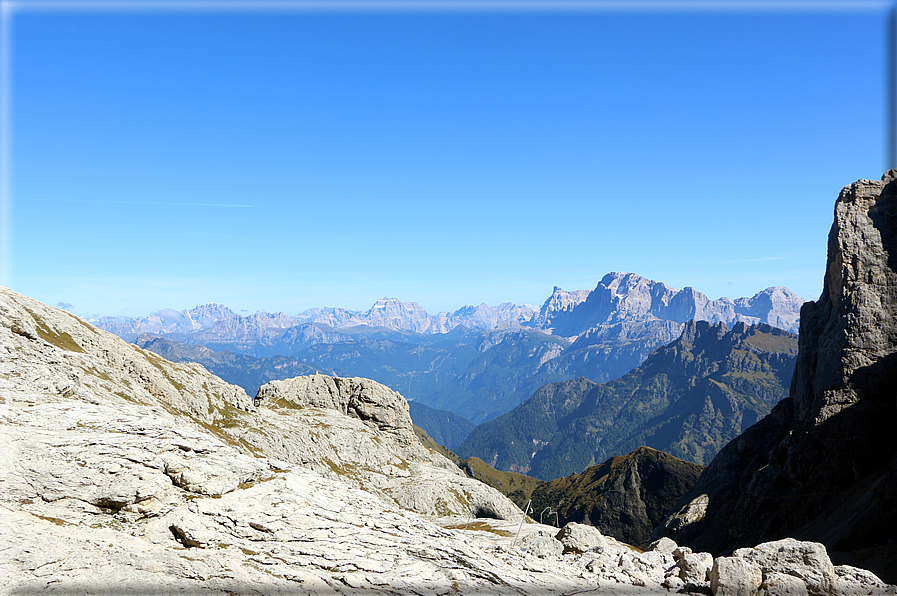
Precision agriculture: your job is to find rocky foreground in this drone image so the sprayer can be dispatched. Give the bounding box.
[2,288,894,595]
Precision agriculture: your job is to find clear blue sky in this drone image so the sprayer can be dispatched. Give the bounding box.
[2,1,892,317]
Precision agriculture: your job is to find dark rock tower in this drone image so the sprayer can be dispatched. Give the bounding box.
[654,171,897,578]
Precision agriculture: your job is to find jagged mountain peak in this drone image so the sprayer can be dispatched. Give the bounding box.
[544,272,803,336]
[184,302,235,318]
[531,286,591,328]
[367,296,426,314]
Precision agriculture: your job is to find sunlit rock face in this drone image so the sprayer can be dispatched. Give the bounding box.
[655,170,897,583]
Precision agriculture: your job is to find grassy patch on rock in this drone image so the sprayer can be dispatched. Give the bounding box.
[23,307,85,353]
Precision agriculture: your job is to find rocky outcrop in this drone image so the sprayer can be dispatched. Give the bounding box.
[0,287,518,522]
[531,447,705,547]
[244,373,522,520]
[655,170,897,583]
[256,374,414,436]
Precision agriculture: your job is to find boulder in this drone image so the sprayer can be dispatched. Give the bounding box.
[678,551,714,585]
[555,522,608,554]
[733,539,835,596]
[648,536,678,554]
[834,565,897,596]
[760,572,810,596]
[518,530,564,558]
[710,556,763,596]
[255,374,413,436]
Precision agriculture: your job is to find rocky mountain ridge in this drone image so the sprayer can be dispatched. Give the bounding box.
[654,170,897,583]
[531,447,705,548]
[547,273,802,337]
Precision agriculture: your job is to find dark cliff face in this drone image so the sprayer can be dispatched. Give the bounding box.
[654,170,897,578]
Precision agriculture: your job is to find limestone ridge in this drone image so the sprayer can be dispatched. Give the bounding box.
[655,171,897,580]
[0,287,519,522]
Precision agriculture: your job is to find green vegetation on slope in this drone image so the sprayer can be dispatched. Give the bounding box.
[457,457,545,511]
[408,401,475,450]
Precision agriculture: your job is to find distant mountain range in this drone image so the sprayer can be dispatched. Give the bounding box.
[456,321,798,478]
[98,272,805,425]
[91,272,804,341]
[89,297,541,341]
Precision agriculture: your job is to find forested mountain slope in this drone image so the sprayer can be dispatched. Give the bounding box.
[457,321,798,479]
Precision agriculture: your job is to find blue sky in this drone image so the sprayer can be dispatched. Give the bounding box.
[2,1,892,317]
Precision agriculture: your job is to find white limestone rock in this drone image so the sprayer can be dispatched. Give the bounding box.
[761,572,810,596]
[518,530,563,558]
[679,551,714,585]
[648,536,678,554]
[255,373,413,436]
[248,374,521,520]
[710,556,763,596]
[555,521,608,554]
[733,538,836,596]
[834,565,897,596]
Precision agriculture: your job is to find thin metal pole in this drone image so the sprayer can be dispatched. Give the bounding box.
[512,499,533,548]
